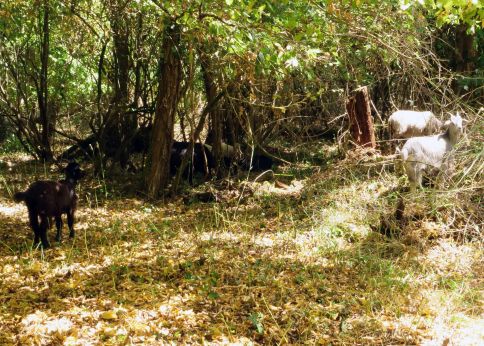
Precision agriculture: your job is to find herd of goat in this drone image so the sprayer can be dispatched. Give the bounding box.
[13,110,465,248]
[389,110,464,190]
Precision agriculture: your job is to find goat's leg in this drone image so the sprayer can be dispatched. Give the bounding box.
[67,210,75,238]
[28,210,41,245]
[408,166,421,192]
[404,162,418,191]
[415,165,423,190]
[55,216,63,242]
[409,180,417,192]
[39,215,50,248]
[437,159,453,190]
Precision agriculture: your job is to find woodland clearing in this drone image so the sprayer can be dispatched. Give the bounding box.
[1,141,482,345]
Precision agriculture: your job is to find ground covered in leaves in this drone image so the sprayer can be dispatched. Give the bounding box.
[0,149,482,345]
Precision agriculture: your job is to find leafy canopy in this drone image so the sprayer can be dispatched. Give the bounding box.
[400,0,483,32]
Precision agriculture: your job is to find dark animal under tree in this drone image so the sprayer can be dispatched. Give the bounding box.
[14,161,85,248]
[170,141,216,183]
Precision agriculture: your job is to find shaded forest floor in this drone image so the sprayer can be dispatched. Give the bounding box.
[0,146,482,345]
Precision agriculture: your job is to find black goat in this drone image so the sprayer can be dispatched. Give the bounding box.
[170,141,215,183]
[14,162,85,248]
[240,153,273,171]
[202,141,273,172]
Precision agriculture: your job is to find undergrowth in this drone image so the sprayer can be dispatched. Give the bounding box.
[0,127,482,345]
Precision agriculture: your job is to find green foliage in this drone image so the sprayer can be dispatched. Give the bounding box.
[0,134,24,153]
[401,0,483,32]
[0,0,448,119]
[1,0,479,162]
[248,312,264,334]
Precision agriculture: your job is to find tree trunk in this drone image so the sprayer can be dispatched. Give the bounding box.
[147,24,182,197]
[38,0,53,161]
[455,24,475,73]
[94,41,108,130]
[224,80,244,146]
[116,30,134,169]
[199,50,223,175]
[133,13,143,104]
[109,5,132,169]
[346,86,376,148]
[171,91,225,194]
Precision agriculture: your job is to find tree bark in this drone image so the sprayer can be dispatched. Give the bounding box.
[109,3,132,169]
[38,0,53,161]
[346,86,376,148]
[147,24,182,197]
[455,24,476,73]
[199,50,223,175]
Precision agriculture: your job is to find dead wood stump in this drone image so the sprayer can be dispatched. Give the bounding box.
[346,86,376,148]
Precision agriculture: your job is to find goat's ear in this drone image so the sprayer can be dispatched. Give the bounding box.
[452,113,462,122]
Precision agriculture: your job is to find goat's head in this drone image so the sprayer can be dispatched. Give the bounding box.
[64,161,85,182]
[443,113,464,142]
[444,113,463,129]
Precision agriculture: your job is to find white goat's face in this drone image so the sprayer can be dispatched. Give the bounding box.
[445,113,464,133]
[450,114,463,132]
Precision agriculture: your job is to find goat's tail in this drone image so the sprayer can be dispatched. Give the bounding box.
[13,191,27,202]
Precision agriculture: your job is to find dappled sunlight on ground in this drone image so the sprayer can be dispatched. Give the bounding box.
[252,179,305,197]
[422,297,484,346]
[0,203,24,217]
[0,154,482,345]
[420,240,478,275]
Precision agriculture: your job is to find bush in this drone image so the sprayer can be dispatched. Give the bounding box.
[0,133,24,154]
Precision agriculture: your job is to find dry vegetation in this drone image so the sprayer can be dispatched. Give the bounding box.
[1,130,482,346]
[1,1,482,343]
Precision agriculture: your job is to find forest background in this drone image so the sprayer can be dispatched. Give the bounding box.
[0,0,482,345]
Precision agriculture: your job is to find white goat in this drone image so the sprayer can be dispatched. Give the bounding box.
[389,110,442,139]
[398,113,463,190]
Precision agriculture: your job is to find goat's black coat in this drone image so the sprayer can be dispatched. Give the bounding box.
[58,125,152,163]
[240,153,273,171]
[14,162,85,248]
[170,141,215,182]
